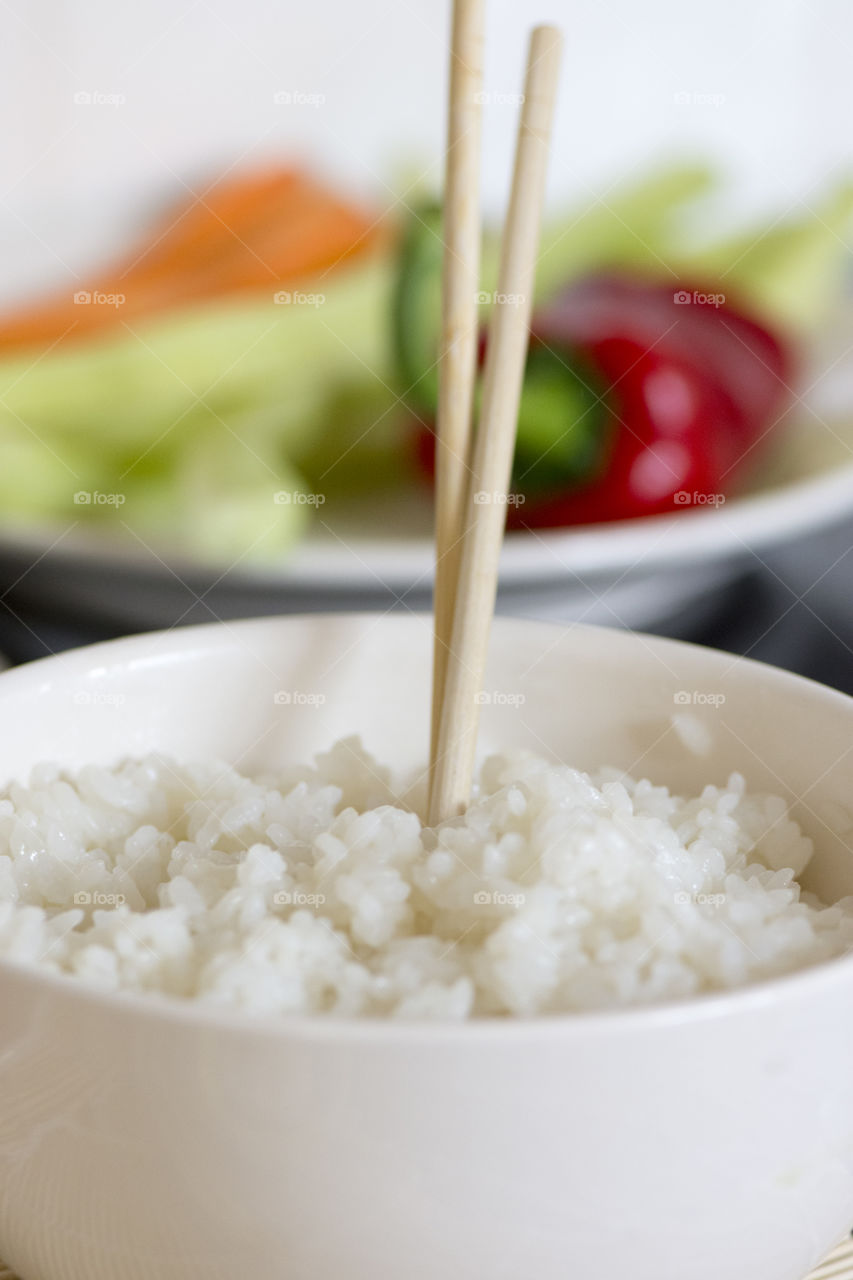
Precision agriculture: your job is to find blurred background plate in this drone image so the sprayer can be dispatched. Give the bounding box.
[0,333,851,638]
[1,0,853,656]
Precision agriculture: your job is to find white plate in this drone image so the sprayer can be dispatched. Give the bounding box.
[1,325,851,633]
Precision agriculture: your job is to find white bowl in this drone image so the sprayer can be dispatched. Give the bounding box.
[0,614,852,1280]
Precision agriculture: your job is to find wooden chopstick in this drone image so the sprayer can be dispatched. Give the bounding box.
[429,0,486,794]
[429,24,563,825]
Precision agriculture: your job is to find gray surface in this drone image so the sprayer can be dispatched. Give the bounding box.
[0,519,851,700]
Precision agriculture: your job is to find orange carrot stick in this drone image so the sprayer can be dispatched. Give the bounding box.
[0,168,389,353]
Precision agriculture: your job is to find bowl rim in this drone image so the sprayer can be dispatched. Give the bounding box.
[1,611,853,1044]
[3,924,853,1044]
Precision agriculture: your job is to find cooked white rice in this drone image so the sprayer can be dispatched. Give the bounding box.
[0,738,850,1019]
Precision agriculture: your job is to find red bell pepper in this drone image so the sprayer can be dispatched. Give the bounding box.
[403,258,794,527]
[515,274,793,526]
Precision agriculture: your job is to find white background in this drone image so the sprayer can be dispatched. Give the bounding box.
[0,0,850,302]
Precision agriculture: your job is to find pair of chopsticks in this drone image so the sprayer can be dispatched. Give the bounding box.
[428,2,563,825]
